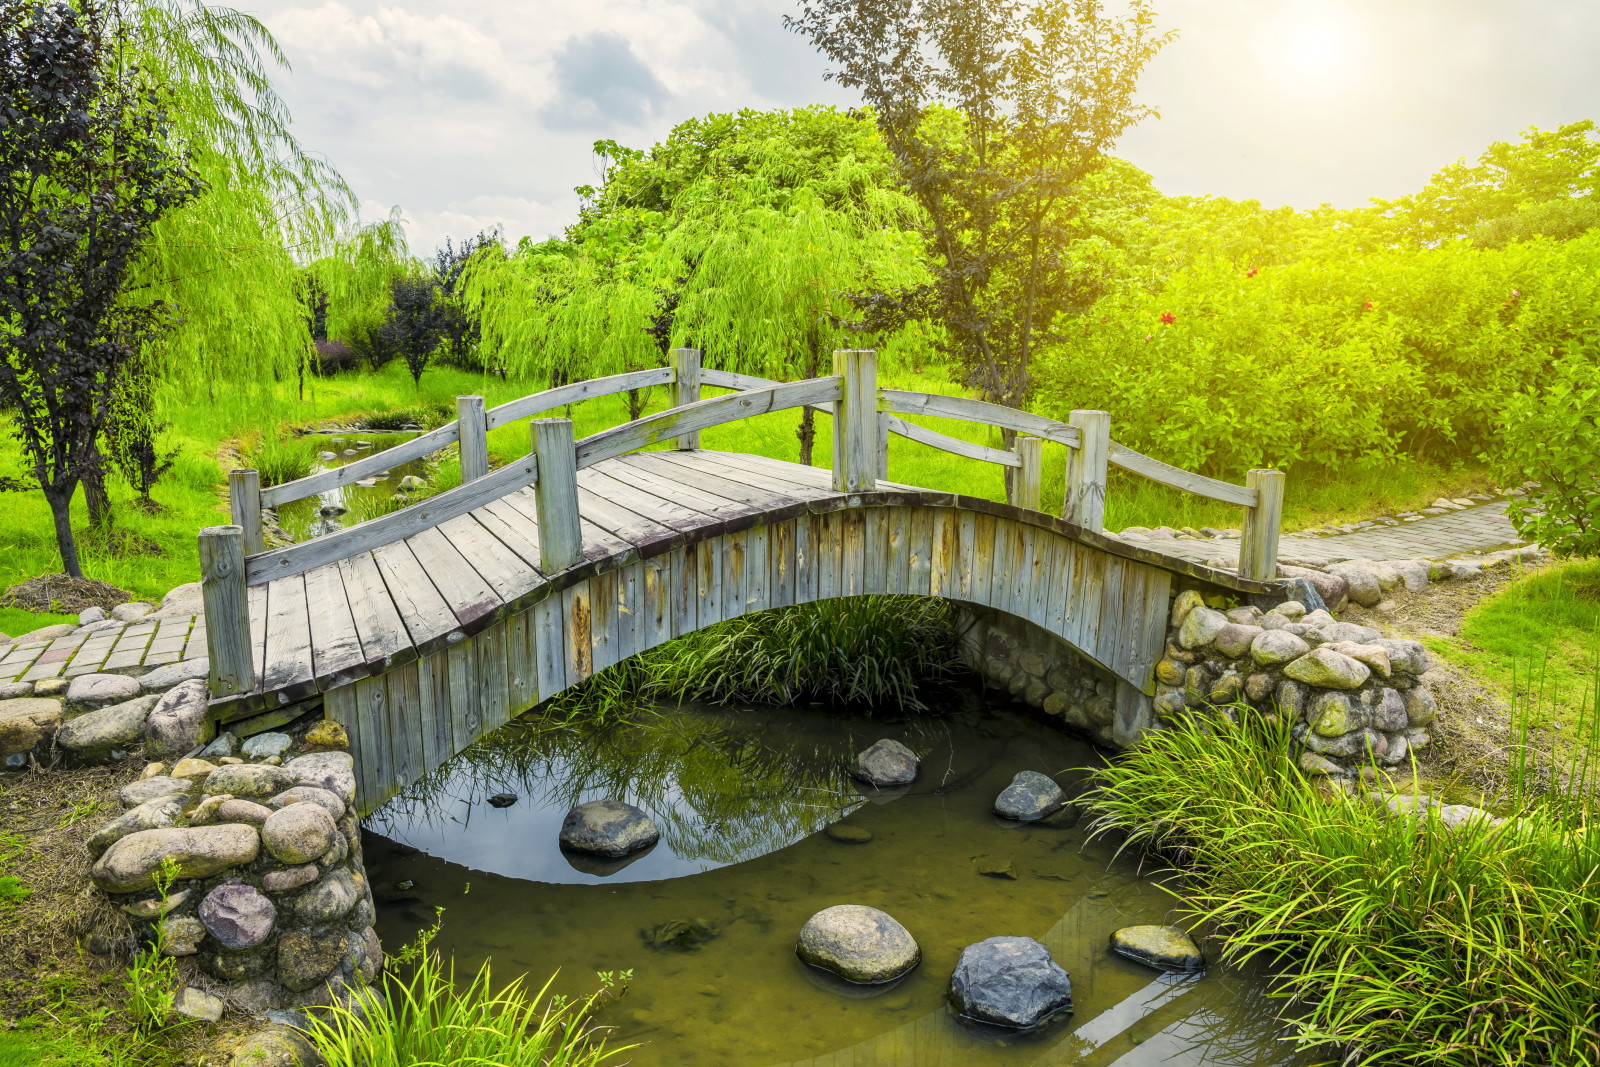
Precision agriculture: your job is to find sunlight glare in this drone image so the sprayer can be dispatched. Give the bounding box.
[1262,10,1365,93]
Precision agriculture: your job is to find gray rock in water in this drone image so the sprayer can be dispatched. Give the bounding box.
[796,904,919,983]
[200,883,277,949]
[993,771,1066,822]
[852,738,918,787]
[559,799,659,857]
[948,936,1073,1029]
[1109,925,1205,973]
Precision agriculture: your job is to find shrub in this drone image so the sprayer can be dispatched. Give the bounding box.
[1495,352,1600,557]
[1082,712,1600,1066]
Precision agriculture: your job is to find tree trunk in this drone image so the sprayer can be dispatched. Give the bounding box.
[627,388,643,422]
[82,455,113,530]
[42,482,83,579]
[797,407,816,467]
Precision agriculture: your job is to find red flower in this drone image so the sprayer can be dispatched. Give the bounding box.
[1247,267,1258,278]
[1159,311,1176,325]
[1364,300,1377,311]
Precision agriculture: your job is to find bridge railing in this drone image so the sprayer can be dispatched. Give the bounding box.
[199,348,1282,698]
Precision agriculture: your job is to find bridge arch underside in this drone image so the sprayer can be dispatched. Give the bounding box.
[264,494,1261,814]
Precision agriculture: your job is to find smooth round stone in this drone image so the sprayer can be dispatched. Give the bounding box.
[559,799,659,858]
[1109,925,1204,973]
[852,738,918,787]
[993,770,1066,822]
[948,936,1073,1029]
[796,905,919,984]
[261,801,337,865]
[825,823,873,844]
[199,883,277,949]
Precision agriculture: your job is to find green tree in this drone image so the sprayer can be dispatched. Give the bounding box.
[785,0,1171,408]
[0,0,202,576]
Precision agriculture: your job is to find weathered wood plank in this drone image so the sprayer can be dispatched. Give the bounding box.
[336,554,411,671]
[303,563,366,688]
[954,512,977,602]
[1027,526,1052,629]
[888,417,1020,468]
[249,450,537,584]
[230,470,265,555]
[531,418,583,573]
[840,509,866,597]
[261,421,462,508]
[561,581,594,688]
[670,348,701,450]
[484,367,675,430]
[1068,544,1108,656]
[929,509,957,599]
[530,594,565,706]
[627,451,802,513]
[476,623,512,734]
[640,555,672,653]
[743,525,770,616]
[247,583,268,687]
[883,507,910,596]
[969,513,998,610]
[577,378,844,469]
[720,529,748,621]
[1239,468,1286,581]
[1095,556,1129,680]
[446,640,481,758]
[863,509,889,595]
[1108,441,1257,508]
[610,561,641,664]
[880,389,1081,449]
[261,574,314,695]
[372,541,459,647]
[693,538,724,629]
[647,449,838,503]
[573,484,680,545]
[1135,568,1173,693]
[1010,436,1043,512]
[471,500,546,574]
[832,349,877,493]
[413,650,444,778]
[1066,411,1110,532]
[457,395,489,484]
[351,674,389,810]
[506,609,538,712]
[200,527,254,695]
[498,487,636,565]
[438,514,538,599]
[589,570,619,675]
[575,467,722,534]
[406,525,502,625]
[597,456,762,523]
[1045,538,1078,636]
[768,519,796,610]
[385,663,424,799]
[906,507,934,598]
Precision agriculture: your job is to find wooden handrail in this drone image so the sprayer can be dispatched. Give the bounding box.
[1107,442,1258,509]
[260,420,461,508]
[483,367,674,431]
[880,389,1083,449]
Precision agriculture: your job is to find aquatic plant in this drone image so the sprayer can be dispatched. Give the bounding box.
[306,916,631,1067]
[1082,709,1600,1066]
[244,435,314,489]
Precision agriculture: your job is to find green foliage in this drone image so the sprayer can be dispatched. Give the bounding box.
[120,858,181,1033]
[244,435,314,489]
[1082,712,1600,1066]
[548,596,963,723]
[0,831,29,911]
[1495,353,1600,557]
[306,915,630,1067]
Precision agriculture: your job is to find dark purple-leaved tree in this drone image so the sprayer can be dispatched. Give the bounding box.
[0,0,201,577]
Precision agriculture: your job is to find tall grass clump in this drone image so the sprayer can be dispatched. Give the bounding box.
[546,595,964,724]
[306,919,630,1067]
[1082,711,1600,1066]
[245,435,315,488]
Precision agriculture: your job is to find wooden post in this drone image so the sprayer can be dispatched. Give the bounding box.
[1239,469,1286,582]
[877,412,890,480]
[670,348,702,450]
[229,469,264,555]
[531,418,582,573]
[199,526,253,696]
[1010,436,1043,512]
[832,348,878,493]
[457,395,489,483]
[1065,410,1110,532]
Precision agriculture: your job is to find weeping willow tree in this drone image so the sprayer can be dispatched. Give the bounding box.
[464,107,936,457]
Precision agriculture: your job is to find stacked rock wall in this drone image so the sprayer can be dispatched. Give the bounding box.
[86,724,380,1017]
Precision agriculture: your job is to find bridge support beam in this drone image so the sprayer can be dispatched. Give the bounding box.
[1008,436,1043,512]
[228,469,264,555]
[670,348,702,450]
[531,418,583,573]
[1065,410,1110,532]
[457,395,489,483]
[1240,469,1286,581]
[832,348,878,493]
[199,525,254,696]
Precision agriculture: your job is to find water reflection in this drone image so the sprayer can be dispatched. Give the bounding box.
[275,431,430,540]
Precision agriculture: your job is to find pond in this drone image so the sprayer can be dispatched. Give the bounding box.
[363,696,1316,1067]
[274,431,433,541]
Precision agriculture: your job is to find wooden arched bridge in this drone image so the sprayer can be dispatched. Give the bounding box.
[200,350,1286,811]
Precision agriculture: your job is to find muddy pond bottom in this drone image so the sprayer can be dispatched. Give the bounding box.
[364,699,1314,1067]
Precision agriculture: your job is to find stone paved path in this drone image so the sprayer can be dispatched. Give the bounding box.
[1127,499,1524,571]
[0,614,204,685]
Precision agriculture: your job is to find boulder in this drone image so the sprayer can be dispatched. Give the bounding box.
[263,864,320,892]
[1382,560,1431,593]
[1324,562,1382,607]
[86,795,187,859]
[1310,692,1366,737]
[277,929,349,991]
[262,802,338,865]
[948,936,1073,1029]
[1177,607,1227,649]
[0,697,62,758]
[558,799,659,858]
[144,680,213,760]
[292,868,359,924]
[90,824,261,892]
[55,695,158,762]
[852,738,918,787]
[282,751,356,806]
[174,987,225,1023]
[169,757,218,779]
[1108,925,1204,973]
[1374,638,1432,676]
[1278,578,1328,613]
[993,771,1066,822]
[217,799,274,825]
[1404,686,1438,727]
[303,720,349,750]
[79,606,106,625]
[1284,648,1370,690]
[119,775,197,809]
[1372,688,1409,732]
[110,602,155,622]
[137,658,209,693]
[199,731,239,759]
[269,785,346,819]
[242,732,293,761]
[1168,589,1206,627]
[1211,623,1263,659]
[20,624,77,643]
[1280,566,1349,612]
[1325,642,1392,679]
[225,1025,327,1067]
[151,582,203,619]
[162,916,206,957]
[200,883,278,949]
[0,682,32,700]
[1250,630,1309,668]
[206,763,297,798]
[796,904,919,983]
[65,673,141,711]
[1316,621,1383,645]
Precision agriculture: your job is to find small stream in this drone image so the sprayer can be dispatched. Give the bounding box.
[364,696,1317,1067]
[274,432,432,541]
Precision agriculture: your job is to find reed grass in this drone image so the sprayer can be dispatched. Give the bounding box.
[1082,710,1600,1066]
[305,918,631,1067]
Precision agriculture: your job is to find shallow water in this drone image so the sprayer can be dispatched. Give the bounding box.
[364,700,1316,1067]
[275,431,430,540]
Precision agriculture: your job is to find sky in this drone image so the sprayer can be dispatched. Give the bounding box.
[247,0,1600,254]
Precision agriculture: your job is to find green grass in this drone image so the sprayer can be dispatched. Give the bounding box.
[1082,711,1600,1067]
[0,358,1498,633]
[1429,558,1600,771]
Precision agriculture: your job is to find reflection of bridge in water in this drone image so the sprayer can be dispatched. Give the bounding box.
[197,349,1287,813]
